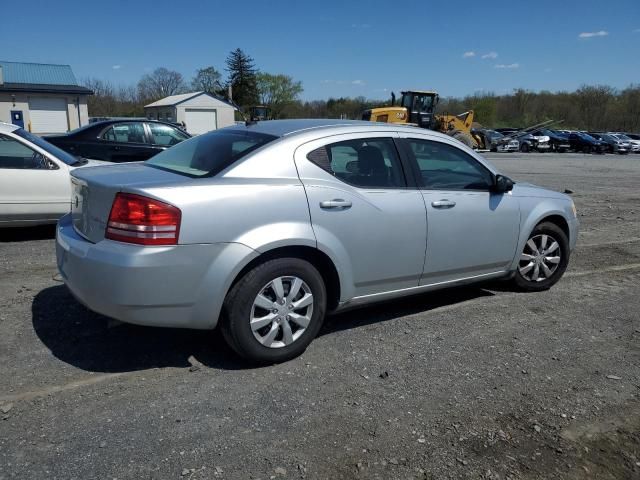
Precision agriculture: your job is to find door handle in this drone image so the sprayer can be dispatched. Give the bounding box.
[319,199,352,210]
[431,199,456,209]
[110,146,121,151]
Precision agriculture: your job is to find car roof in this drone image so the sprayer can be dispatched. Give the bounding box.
[226,118,454,141]
[0,122,20,134]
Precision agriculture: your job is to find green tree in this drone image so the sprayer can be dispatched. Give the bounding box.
[192,66,223,95]
[225,48,259,107]
[256,73,303,118]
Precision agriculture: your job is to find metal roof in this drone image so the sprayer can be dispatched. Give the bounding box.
[0,61,79,86]
[144,92,204,108]
[144,91,236,108]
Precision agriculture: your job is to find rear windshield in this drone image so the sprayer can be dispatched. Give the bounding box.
[146,129,277,177]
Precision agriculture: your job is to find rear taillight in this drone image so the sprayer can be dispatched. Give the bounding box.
[105,193,181,246]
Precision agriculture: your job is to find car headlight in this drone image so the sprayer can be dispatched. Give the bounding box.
[571,202,577,218]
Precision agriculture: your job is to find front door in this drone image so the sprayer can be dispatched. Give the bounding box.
[0,133,70,223]
[294,133,427,299]
[399,135,520,285]
[10,111,24,129]
[98,122,151,162]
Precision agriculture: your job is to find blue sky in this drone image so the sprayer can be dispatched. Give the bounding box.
[2,0,639,100]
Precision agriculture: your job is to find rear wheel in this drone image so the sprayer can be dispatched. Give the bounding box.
[513,222,569,291]
[221,258,327,363]
[520,143,530,153]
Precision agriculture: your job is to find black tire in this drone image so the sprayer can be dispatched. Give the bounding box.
[582,145,593,154]
[221,258,327,364]
[520,143,530,153]
[451,131,476,148]
[512,222,570,292]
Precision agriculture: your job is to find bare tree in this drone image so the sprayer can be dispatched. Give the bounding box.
[137,67,186,102]
[192,66,223,95]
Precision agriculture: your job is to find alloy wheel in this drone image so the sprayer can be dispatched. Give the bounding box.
[250,276,314,348]
[518,234,561,282]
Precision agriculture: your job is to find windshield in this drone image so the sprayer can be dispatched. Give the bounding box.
[615,134,631,140]
[15,129,82,166]
[578,132,595,140]
[146,129,277,177]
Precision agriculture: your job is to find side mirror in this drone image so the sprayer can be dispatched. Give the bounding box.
[492,174,514,193]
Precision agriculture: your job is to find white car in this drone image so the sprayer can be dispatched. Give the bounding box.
[0,122,108,227]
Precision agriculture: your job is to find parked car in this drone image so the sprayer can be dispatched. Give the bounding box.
[46,120,191,162]
[567,132,606,153]
[471,128,519,152]
[56,120,578,363]
[531,129,570,152]
[516,132,551,152]
[610,133,640,153]
[588,132,629,154]
[0,122,108,227]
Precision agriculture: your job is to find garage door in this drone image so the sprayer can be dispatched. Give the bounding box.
[29,97,68,134]
[184,109,217,135]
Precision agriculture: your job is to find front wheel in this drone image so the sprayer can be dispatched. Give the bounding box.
[520,143,530,153]
[221,258,327,363]
[513,222,569,291]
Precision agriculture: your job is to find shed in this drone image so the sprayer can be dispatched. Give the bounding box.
[144,92,236,135]
[0,61,92,134]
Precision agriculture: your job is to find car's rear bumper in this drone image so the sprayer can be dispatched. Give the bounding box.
[56,213,258,329]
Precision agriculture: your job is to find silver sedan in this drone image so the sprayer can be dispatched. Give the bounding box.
[56,120,579,363]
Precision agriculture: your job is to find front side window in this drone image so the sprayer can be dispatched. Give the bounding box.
[148,123,189,146]
[406,138,494,190]
[307,137,406,188]
[102,123,147,144]
[146,130,277,177]
[0,134,50,169]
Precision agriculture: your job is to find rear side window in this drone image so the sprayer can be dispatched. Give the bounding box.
[146,130,277,177]
[102,123,147,144]
[307,138,406,188]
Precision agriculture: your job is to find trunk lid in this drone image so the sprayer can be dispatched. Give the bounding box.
[71,163,187,243]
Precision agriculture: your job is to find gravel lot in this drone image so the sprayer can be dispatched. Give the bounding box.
[1,152,639,480]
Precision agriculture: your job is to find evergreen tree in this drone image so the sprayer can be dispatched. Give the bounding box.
[225,48,259,107]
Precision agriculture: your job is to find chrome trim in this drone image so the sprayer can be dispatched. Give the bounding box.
[108,221,176,232]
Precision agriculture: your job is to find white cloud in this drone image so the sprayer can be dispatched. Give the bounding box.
[481,51,498,59]
[495,63,520,69]
[634,28,640,33]
[462,51,476,58]
[351,23,371,28]
[578,30,608,38]
[352,79,365,85]
[112,65,122,70]
[544,68,552,73]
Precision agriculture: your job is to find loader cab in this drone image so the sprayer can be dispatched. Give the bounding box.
[401,90,439,129]
[249,105,271,122]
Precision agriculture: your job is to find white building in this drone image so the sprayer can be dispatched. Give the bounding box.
[144,91,236,135]
[0,61,92,134]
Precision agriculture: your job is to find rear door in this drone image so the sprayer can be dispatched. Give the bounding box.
[0,133,70,224]
[398,135,520,285]
[294,132,427,298]
[98,122,152,162]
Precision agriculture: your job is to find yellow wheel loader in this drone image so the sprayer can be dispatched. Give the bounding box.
[362,90,477,148]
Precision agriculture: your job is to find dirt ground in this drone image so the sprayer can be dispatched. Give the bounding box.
[0,152,638,479]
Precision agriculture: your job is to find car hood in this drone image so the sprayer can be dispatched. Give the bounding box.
[511,182,571,201]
